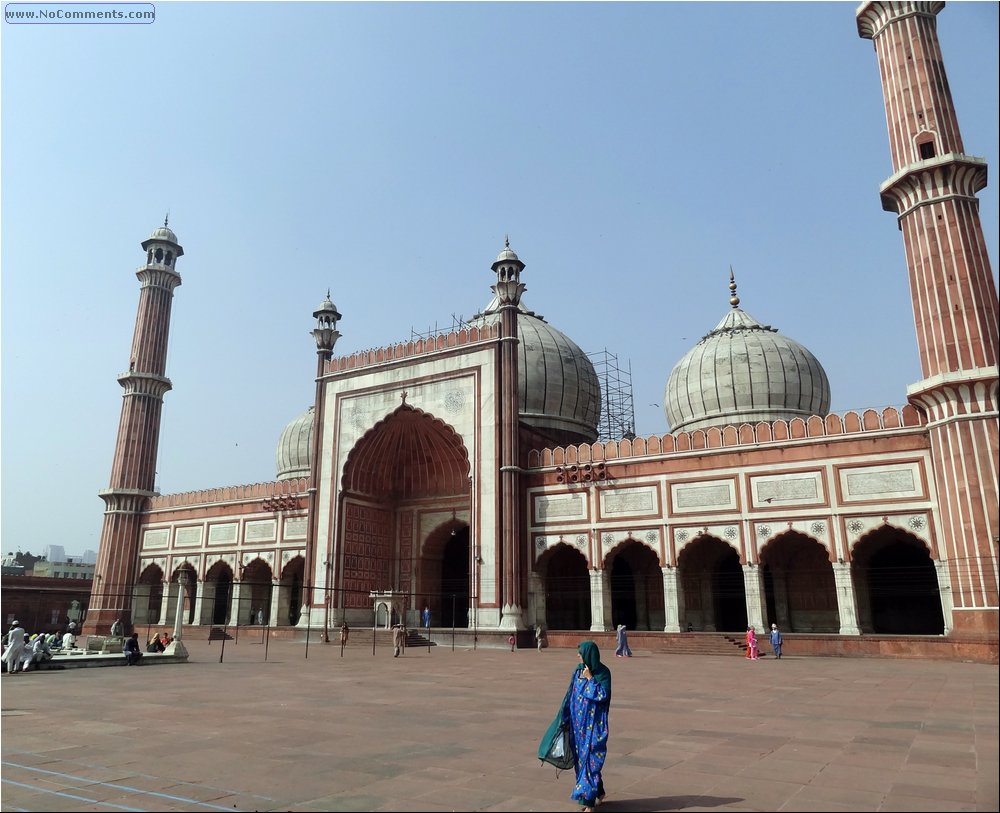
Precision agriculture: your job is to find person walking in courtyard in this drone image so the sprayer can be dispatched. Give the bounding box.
[614,624,633,658]
[745,626,760,660]
[422,605,431,631]
[561,640,611,812]
[110,618,124,637]
[392,623,404,657]
[339,621,349,656]
[535,623,544,651]
[508,633,516,652]
[770,623,783,659]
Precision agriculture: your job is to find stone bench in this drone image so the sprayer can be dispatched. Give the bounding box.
[85,635,125,654]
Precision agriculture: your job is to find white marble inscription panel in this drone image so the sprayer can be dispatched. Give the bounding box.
[672,482,734,512]
[535,493,586,523]
[841,463,921,501]
[283,517,307,540]
[208,523,237,545]
[245,519,277,542]
[601,487,656,516]
[142,528,169,550]
[756,477,819,503]
[175,526,203,547]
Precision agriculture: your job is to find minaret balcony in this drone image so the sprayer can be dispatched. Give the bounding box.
[879,152,988,218]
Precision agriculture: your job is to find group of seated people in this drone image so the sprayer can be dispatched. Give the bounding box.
[1,622,79,673]
[2,620,176,671]
[122,629,174,665]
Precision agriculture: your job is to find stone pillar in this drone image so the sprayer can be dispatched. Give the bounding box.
[589,569,611,632]
[832,562,861,635]
[229,581,246,626]
[699,576,716,631]
[934,560,954,636]
[166,572,189,657]
[743,564,766,632]
[158,581,172,628]
[772,570,791,629]
[269,582,282,626]
[529,571,546,628]
[192,583,206,627]
[662,567,683,632]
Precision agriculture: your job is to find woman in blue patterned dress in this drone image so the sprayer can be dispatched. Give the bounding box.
[562,640,612,811]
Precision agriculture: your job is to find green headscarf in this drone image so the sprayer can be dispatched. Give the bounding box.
[578,640,612,697]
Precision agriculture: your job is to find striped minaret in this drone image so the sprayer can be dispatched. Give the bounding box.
[492,238,527,631]
[89,221,183,634]
[858,2,999,637]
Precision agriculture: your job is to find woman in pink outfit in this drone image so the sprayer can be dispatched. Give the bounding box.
[745,626,760,660]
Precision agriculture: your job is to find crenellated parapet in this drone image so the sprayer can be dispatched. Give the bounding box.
[147,476,309,509]
[325,324,499,374]
[527,406,924,467]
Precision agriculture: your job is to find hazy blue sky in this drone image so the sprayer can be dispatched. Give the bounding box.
[2,1,997,559]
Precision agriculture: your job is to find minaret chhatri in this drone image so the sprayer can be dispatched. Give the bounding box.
[857,2,999,637]
[89,220,184,634]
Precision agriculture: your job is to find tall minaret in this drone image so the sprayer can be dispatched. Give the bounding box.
[90,220,184,634]
[492,238,527,631]
[858,2,999,637]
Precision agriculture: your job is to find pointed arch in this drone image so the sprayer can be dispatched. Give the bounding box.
[535,543,590,630]
[342,404,470,500]
[851,526,944,634]
[677,534,746,632]
[604,538,664,631]
[759,531,838,632]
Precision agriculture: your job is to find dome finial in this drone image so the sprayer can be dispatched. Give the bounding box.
[729,265,740,308]
[164,212,169,228]
[504,233,510,249]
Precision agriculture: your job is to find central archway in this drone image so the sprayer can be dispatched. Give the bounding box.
[339,404,472,618]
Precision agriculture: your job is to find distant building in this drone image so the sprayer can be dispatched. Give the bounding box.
[44,544,66,564]
[32,559,95,580]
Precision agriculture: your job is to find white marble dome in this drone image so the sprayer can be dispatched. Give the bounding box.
[276,406,314,480]
[472,301,601,443]
[665,305,831,433]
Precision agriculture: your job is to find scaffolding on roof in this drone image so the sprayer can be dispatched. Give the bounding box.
[588,349,636,443]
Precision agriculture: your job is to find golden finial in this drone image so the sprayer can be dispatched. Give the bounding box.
[729,265,740,308]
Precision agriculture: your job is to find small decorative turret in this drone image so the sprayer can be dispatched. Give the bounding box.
[491,236,526,306]
[311,290,342,359]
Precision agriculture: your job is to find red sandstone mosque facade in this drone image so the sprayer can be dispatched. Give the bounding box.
[86,2,998,660]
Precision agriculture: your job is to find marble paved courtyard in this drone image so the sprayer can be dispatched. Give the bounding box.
[1,636,997,812]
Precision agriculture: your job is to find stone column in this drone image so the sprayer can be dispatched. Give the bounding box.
[269,582,282,626]
[772,570,791,629]
[192,583,206,627]
[229,581,245,626]
[589,569,611,632]
[934,560,954,635]
[832,562,861,635]
[166,572,189,657]
[529,571,546,628]
[742,564,766,632]
[661,566,683,632]
[158,580,172,628]
[699,576,716,631]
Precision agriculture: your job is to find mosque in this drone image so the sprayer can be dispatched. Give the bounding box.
[87,2,997,660]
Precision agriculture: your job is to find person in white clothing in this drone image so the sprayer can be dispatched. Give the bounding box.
[2,622,27,673]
